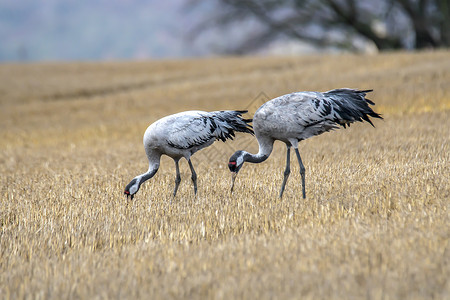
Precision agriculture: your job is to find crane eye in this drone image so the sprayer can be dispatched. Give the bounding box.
[228,161,237,171]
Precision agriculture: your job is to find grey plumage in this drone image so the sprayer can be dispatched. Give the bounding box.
[125,110,253,199]
[228,88,382,198]
[166,110,252,149]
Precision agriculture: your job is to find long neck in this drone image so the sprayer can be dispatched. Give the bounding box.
[137,166,158,186]
[244,136,274,163]
[137,151,161,187]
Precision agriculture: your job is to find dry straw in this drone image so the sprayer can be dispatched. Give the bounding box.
[1,51,449,299]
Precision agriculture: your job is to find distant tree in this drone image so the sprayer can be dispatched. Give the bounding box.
[188,0,450,53]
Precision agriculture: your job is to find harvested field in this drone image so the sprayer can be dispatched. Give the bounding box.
[1,50,449,299]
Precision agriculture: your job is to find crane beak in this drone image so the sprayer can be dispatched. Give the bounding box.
[124,191,134,200]
[230,172,238,193]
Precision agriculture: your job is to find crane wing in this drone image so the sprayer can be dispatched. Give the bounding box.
[255,89,381,140]
[165,112,216,149]
[282,89,381,129]
[165,111,253,150]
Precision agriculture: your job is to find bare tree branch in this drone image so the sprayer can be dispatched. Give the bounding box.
[186,0,449,54]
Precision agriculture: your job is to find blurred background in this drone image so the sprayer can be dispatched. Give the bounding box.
[0,0,449,61]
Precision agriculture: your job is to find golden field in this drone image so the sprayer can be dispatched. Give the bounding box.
[0,51,449,299]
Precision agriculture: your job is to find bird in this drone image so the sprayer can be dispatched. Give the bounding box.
[228,88,382,199]
[124,110,253,199]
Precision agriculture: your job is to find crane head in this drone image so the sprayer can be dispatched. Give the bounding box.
[124,178,140,200]
[228,150,245,192]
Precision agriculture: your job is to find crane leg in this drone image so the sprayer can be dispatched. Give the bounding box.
[173,159,181,197]
[188,159,198,195]
[294,148,306,199]
[279,146,291,198]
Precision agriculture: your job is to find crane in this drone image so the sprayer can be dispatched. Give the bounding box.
[125,110,253,199]
[228,89,382,198]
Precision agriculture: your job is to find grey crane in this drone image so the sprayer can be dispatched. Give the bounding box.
[228,88,382,198]
[125,110,253,199]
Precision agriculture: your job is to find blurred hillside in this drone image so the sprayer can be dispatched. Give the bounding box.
[0,0,216,61]
[1,0,448,62]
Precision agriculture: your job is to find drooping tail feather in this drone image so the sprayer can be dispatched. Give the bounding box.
[324,89,383,128]
[211,110,254,142]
